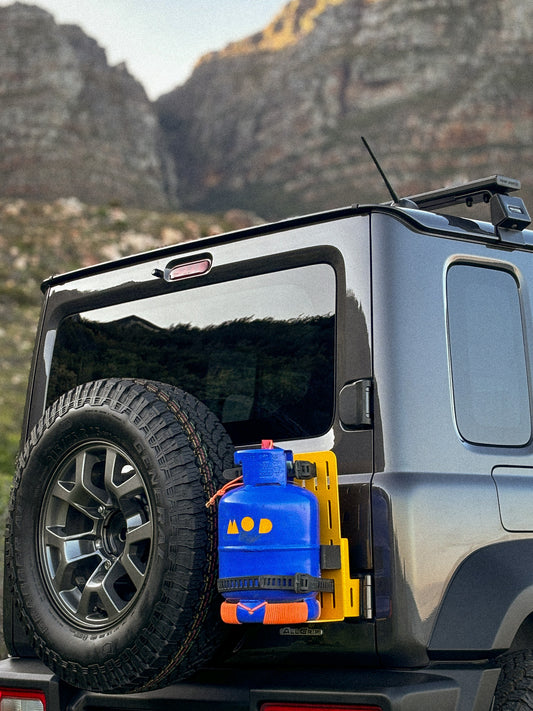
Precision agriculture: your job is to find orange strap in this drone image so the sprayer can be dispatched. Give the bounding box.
[263,601,310,624]
[220,601,240,624]
[220,600,315,625]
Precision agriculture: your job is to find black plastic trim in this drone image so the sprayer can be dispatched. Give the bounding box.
[0,658,499,711]
[430,540,533,655]
[41,200,533,294]
[40,206,360,292]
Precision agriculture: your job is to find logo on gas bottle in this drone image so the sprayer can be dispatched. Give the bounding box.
[227,516,273,535]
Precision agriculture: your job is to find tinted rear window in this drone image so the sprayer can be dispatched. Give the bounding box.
[47,264,336,445]
[446,263,531,446]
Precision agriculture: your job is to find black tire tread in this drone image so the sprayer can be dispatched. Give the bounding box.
[493,650,533,711]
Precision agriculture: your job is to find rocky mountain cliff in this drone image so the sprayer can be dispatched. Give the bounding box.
[157,0,533,219]
[0,3,175,209]
[0,1,531,220]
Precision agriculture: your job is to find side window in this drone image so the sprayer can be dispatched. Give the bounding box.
[47,263,336,445]
[446,263,531,446]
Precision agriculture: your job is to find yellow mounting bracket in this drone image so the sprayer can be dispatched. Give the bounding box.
[294,451,361,622]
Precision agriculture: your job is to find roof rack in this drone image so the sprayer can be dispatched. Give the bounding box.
[405,175,521,211]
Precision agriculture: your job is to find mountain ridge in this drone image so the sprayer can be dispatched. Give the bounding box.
[157,0,533,219]
[0,0,531,220]
[198,0,347,59]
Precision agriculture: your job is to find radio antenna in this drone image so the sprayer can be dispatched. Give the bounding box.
[361,136,400,204]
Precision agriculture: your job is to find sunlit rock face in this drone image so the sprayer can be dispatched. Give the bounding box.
[157,0,533,220]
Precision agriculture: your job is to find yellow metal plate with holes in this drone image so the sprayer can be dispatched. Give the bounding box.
[294,451,361,622]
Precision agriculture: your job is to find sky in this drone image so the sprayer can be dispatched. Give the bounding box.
[0,1,287,99]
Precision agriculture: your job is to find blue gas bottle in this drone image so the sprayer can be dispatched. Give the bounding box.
[217,442,324,624]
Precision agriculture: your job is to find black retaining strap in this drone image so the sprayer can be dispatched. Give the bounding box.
[218,573,334,595]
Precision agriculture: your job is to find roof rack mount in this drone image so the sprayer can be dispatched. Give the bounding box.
[406,175,521,211]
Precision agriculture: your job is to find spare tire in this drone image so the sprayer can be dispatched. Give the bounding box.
[6,378,234,693]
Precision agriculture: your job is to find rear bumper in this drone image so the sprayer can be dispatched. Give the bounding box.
[0,658,500,711]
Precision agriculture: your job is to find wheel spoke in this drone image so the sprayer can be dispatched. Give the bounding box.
[43,526,98,553]
[74,450,108,506]
[103,446,145,504]
[119,552,146,591]
[103,447,118,491]
[94,582,123,618]
[112,469,144,501]
[77,561,122,619]
[125,518,153,545]
[48,537,101,593]
[52,480,101,519]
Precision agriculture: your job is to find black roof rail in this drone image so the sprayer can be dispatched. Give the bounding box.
[405,175,521,211]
